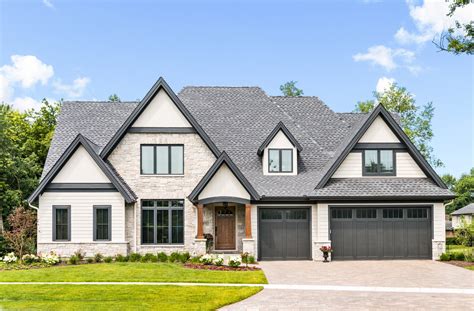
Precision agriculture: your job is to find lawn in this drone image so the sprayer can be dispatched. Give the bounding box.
[446,245,474,254]
[0,262,267,284]
[0,285,262,310]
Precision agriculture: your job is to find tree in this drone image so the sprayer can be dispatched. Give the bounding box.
[434,0,474,55]
[444,168,474,215]
[441,174,457,190]
[355,83,443,167]
[0,99,60,234]
[3,207,37,259]
[108,94,121,102]
[280,81,304,97]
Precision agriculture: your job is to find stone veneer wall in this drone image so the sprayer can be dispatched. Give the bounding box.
[38,243,128,257]
[108,132,216,255]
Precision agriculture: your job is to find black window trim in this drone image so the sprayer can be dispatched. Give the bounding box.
[52,205,71,241]
[140,144,184,176]
[141,199,185,245]
[362,149,396,176]
[268,148,293,173]
[93,205,112,241]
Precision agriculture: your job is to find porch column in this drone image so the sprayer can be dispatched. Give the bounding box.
[245,204,252,238]
[197,204,204,239]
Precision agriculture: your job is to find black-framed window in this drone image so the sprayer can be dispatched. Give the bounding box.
[268,149,293,173]
[141,145,184,175]
[93,205,111,241]
[363,149,395,175]
[53,205,70,241]
[383,208,403,219]
[332,208,352,219]
[141,200,184,244]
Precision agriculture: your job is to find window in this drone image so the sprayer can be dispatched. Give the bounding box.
[383,208,403,219]
[268,149,293,173]
[53,206,70,241]
[141,200,184,244]
[356,208,377,219]
[141,145,184,175]
[363,150,395,175]
[94,206,111,241]
[332,208,352,219]
[261,210,283,220]
[407,208,428,219]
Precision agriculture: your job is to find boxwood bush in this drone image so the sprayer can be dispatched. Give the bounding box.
[157,252,168,262]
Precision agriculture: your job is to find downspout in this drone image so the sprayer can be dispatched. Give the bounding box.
[28,202,39,211]
[134,202,137,253]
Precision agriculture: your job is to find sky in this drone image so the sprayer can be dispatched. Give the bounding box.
[1,0,473,178]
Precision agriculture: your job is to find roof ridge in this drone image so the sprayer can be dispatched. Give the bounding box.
[63,101,139,104]
[181,86,263,89]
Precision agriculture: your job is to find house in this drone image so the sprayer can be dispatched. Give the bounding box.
[451,203,474,229]
[28,77,454,261]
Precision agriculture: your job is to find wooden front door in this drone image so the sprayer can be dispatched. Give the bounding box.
[215,206,236,250]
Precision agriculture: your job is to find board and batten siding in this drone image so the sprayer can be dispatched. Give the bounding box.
[332,152,426,178]
[38,192,126,243]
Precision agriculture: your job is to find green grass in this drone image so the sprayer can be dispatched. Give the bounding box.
[446,245,474,254]
[0,262,267,284]
[466,266,474,271]
[0,285,262,310]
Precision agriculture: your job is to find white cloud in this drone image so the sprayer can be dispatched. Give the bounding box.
[10,97,42,111]
[0,55,54,88]
[376,77,396,93]
[353,45,415,71]
[395,0,473,45]
[53,77,90,98]
[42,0,54,9]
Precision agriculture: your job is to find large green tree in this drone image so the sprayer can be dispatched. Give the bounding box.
[280,81,304,97]
[443,168,474,215]
[434,0,474,55]
[355,83,442,168]
[0,100,60,234]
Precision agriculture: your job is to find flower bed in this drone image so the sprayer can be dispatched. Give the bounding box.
[184,263,261,271]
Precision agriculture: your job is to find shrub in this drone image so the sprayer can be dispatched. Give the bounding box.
[446,237,458,245]
[141,253,158,263]
[454,252,465,261]
[86,258,94,264]
[22,254,39,264]
[178,252,191,263]
[213,255,224,266]
[104,256,113,263]
[439,253,450,261]
[228,256,241,268]
[2,252,18,264]
[157,252,168,262]
[41,252,60,265]
[168,252,180,263]
[464,252,473,262]
[190,256,201,264]
[73,250,85,261]
[129,253,142,262]
[200,254,214,265]
[115,254,129,262]
[454,218,473,247]
[3,207,37,260]
[94,253,104,263]
[247,255,256,264]
[68,255,79,265]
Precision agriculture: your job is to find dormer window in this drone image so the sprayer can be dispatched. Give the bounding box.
[363,150,395,176]
[269,149,293,173]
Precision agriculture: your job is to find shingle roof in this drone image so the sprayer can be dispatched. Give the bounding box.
[40,85,452,199]
[451,203,474,215]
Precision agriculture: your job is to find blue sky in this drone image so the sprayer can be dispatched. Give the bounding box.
[1,0,472,177]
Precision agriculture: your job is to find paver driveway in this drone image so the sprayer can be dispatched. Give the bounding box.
[223,260,474,310]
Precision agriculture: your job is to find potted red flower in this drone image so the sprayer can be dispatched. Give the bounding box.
[319,245,332,262]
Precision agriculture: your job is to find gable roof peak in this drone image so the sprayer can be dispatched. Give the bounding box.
[257,121,303,156]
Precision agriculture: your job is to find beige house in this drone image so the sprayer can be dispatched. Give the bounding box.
[28,77,454,261]
[451,203,474,228]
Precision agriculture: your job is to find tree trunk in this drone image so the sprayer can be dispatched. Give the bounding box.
[0,209,4,235]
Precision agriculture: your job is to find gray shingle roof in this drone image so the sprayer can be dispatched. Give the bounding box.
[451,203,474,215]
[41,86,452,199]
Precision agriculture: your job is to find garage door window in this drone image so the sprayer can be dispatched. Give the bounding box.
[261,210,282,220]
[407,208,428,218]
[287,210,307,220]
[383,208,403,218]
[356,208,377,219]
[332,208,352,219]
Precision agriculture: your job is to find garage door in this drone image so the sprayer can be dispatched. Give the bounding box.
[330,206,432,260]
[258,208,311,260]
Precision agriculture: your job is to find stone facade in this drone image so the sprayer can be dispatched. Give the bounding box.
[108,132,216,255]
[38,242,128,257]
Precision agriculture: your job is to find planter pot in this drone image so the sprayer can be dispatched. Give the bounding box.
[323,252,329,262]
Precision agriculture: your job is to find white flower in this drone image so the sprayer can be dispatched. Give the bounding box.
[200,254,214,265]
[228,255,241,267]
[213,255,224,266]
[3,252,18,263]
[22,254,39,263]
[41,252,60,265]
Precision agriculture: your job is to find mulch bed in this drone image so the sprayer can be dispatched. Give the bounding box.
[441,260,474,268]
[183,263,261,271]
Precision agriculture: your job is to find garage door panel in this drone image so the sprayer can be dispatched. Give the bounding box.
[331,207,432,260]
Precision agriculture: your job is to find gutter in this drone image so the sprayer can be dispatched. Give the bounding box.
[28,202,39,211]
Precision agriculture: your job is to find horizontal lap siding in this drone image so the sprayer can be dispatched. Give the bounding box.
[396,152,426,177]
[38,192,125,243]
[332,153,362,178]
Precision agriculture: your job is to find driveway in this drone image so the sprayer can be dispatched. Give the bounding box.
[222,261,474,310]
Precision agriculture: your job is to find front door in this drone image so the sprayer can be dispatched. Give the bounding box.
[215,206,236,250]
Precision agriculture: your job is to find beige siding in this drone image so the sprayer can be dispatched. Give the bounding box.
[38,192,125,243]
[131,89,191,128]
[263,130,298,175]
[359,116,400,143]
[199,164,250,201]
[396,152,426,177]
[52,146,110,183]
[332,152,362,178]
